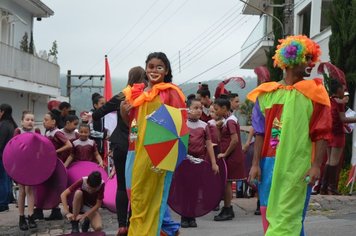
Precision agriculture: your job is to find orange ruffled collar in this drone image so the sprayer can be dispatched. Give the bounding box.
[123,82,186,107]
[247,78,330,107]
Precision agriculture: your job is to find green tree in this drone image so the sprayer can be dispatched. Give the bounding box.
[328,0,356,108]
[29,31,34,55]
[265,0,284,82]
[328,0,356,167]
[49,40,58,59]
[20,32,29,52]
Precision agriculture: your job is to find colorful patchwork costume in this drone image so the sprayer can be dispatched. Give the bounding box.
[247,35,332,235]
[123,83,186,236]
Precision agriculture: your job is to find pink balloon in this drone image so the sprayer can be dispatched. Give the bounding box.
[3,133,57,185]
[67,161,108,186]
[33,159,68,209]
[103,175,117,213]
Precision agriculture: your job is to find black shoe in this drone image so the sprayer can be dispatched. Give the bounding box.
[32,208,44,220]
[71,220,80,233]
[45,208,63,221]
[189,219,197,228]
[254,200,261,215]
[0,205,9,212]
[19,215,28,231]
[214,207,233,221]
[236,190,244,198]
[180,218,189,228]
[28,214,37,229]
[81,217,90,232]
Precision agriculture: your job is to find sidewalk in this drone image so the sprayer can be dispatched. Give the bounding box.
[0,195,355,236]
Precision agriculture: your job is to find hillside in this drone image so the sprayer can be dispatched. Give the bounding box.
[60,75,257,113]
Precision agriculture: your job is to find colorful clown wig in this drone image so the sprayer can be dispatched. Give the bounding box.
[273,35,321,70]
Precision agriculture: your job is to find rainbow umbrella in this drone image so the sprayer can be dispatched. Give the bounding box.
[144,104,189,172]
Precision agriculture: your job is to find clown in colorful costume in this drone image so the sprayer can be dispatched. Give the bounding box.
[122,52,187,236]
[247,35,331,236]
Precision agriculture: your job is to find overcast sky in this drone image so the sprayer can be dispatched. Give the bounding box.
[34,0,260,85]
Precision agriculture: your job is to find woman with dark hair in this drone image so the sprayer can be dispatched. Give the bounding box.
[122,52,186,236]
[0,104,17,212]
[90,93,108,166]
[88,66,146,236]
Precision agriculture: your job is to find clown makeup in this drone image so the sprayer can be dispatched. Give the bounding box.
[146,58,167,87]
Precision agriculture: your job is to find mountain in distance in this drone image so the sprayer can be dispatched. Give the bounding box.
[60,75,257,113]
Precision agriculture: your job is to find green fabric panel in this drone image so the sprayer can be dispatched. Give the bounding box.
[144,120,177,145]
[259,89,314,235]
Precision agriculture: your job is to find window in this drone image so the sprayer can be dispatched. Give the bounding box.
[320,0,332,32]
[298,3,311,37]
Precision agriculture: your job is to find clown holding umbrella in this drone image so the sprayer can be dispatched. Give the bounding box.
[121,52,187,236]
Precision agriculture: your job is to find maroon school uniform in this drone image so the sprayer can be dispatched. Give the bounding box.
[329,97,345,147]
[45,128,70,162]
[60,128,79,142]
[72,138,98,162]
[200,105,211,123]
[60,128,79,162]
[68,177,105,207]
[14,127,41,136]
[187,119,211,160]
[219,115,245,180]
[207,119,220,157]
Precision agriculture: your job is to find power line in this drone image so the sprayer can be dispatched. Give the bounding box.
[171,13,246,69]
[179,34,268,86]
[83,0,161,75]
[170,3,243,62]
[104,0,178,70]
[109,0,190,70]
[174,15,251,73]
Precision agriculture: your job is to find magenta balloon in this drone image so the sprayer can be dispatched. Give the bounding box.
[168,158,227,217]
[3,133,57,185]
[33,159,67,209]
[103,175,117,213]
[67,161,108,186]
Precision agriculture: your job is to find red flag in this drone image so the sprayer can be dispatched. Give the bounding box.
[104,55,113,101]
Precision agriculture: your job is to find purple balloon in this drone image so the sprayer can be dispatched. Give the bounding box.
[3,133,57,185]
[33,159,67,209]
[168,158,227,217]
[103,175,117,213]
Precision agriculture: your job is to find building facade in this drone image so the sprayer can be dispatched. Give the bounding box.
[240,0,332,78]
[0,0,61,123]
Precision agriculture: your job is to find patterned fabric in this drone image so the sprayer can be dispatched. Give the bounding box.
[124,84,186,236]
[248,79,331,236]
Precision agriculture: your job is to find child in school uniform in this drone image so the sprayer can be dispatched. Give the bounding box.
[32,111,72,221]
[14,111,41,230]
[60,115,79,164]
[180,98,219,228]
[64,123,104,168]
[213,98,245,221]
[61,171,105,233]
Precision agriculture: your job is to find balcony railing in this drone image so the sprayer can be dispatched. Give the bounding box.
[0,42,60,88]
[240,15,273,65]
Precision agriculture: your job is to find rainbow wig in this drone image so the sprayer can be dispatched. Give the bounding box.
[273,35,321,70]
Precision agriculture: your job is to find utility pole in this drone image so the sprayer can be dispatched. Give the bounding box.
[66,70,104,103]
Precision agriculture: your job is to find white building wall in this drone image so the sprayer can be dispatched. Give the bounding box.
[0,89,48,128]
[0,0,33,48]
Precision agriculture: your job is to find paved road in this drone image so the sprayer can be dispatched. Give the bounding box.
[1,196,355,235]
